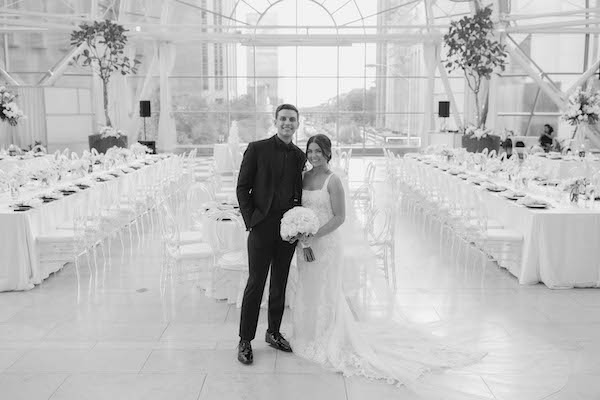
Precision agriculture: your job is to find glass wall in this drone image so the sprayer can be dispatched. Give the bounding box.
[1,0,598,149]
[168,0,429,149]
[494,0,600,139]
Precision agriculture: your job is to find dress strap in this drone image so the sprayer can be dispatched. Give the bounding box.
[321,172,334,191]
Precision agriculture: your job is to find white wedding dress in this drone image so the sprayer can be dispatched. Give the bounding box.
[289,172,571,399]
[290,173,487,397]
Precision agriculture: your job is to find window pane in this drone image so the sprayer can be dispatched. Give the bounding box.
[175,112,228,145]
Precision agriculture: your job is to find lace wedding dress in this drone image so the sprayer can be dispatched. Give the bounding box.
[290,173,487,397]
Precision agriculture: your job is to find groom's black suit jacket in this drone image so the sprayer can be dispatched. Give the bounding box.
[236,135,306,230]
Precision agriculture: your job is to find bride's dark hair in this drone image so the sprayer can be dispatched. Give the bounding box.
[306,134,332,162]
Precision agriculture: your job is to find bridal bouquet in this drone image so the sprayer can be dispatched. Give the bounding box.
[563,86,600,125]
[280,206,320,262]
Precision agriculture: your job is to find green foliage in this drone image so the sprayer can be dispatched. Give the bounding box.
[71,20,141,81]
[71,20,142,127]
[443,5,507,127]
[173,94,268,145]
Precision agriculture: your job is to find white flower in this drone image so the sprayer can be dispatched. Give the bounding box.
[280,207,320,241]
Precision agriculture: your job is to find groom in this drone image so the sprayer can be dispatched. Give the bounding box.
[236,103,306,365]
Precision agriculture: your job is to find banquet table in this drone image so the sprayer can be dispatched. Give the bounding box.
[0,154,54,173]
[412,158,600,289]
[533,154,600,180]
[0,156,174,291]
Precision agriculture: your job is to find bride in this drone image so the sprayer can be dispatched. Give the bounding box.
[290,134,487,398]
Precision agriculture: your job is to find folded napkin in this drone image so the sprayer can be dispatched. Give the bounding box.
[503,190,526,198]
[58,185,80,192]
[42,189,63,198]
[75,177,96,186]
[96,174,116,181]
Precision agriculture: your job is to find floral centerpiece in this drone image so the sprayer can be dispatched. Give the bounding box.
[562,86,600,154]
[100,126,126,139]
[0,86,25,126]
[88,125,128,154]
[463,125,491,140]
[130,142,152,157]
[561,176,592,203]
[280,206,320,262]
[459,124,499,153]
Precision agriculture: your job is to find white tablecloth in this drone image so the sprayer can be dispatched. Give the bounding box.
[0,155,54,173]
[533,155,600,180]
[417,160,600,288]
[0,158,171,291]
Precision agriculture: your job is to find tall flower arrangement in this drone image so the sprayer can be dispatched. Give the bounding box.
[562,86,600,152]
[563,86,600,126]
[443,6,507,129]
[0,86,25,126]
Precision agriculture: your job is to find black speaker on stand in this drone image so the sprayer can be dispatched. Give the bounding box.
[438,101,450,132]
[138,100,156,154]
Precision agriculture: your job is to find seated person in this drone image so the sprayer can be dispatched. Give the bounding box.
[539,124,555,152]
[501,130,514,158]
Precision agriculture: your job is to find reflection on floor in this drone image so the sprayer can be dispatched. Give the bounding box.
[0,157,599,400]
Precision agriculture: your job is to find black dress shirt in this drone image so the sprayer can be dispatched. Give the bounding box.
[270,135,297,215]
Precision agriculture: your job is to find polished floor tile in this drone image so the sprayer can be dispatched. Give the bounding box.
[0,373,68,400]
[7,348,151,373]
[198,372,346,400]
[142,348,276,374]
[0,157,599,400]
[50,373,206,400]
[0,350,27,372]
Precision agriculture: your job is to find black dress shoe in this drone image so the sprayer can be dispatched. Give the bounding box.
[238,340,253,365]
[265,331,293,352]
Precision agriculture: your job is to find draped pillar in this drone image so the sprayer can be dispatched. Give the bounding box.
[157,41,176,153]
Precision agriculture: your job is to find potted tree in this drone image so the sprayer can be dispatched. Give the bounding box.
[71,20,141,153]
[443,5,507,153]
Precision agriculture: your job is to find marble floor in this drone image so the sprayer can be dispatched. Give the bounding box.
[1,157,600,399]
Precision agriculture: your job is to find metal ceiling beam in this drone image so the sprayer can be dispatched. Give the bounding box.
[503,7,600,21]
[505,37,567,109]
[0,65,20,85]
[505,17,600,31]
[37,43,87,86]
[566,57,600,95]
